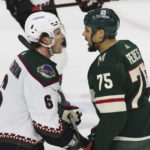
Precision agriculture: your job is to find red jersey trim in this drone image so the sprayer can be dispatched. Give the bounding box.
[95,98,125,104]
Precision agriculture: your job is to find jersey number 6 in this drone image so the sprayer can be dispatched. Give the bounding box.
[44,95,53,109]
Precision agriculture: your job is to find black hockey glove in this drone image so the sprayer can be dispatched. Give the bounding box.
[65,127,89,150]
[88,126,97,141]
[84,125,97,150]
[76,0,102,12]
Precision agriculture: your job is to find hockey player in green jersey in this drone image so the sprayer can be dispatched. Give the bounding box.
[82,8,150,150]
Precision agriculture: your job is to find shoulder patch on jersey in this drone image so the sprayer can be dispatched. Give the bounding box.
[18,50,59,87]
[37,64,55,78]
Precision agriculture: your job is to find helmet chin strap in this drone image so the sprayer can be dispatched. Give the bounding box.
[39,36,55,56]
[39,42,54,56]
[88,33,106,52]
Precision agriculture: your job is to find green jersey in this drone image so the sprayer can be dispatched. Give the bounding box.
[88,40,150,150]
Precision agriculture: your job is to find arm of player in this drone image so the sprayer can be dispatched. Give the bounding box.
[23,75,75,148]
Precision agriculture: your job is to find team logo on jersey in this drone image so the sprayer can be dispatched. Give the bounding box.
[37,64,55,78]
[98,53,107,65]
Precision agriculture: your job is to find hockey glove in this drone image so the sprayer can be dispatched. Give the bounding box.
[88,126,97,141]
[58,103,82,125]
[76,0,102,12]
[65,127,89,150]
[62,106,82,125]
[85,125,97,150]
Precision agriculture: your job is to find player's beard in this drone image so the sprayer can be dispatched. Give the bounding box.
[88,43,98,52]
[88,36,106,52]
[88,46,97,52]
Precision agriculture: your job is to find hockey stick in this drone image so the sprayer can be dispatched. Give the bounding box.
[32,0,103,11]
[54,0,103,8]
[55,1,87,8]
[18,35,31,49]
[55,0,103,8]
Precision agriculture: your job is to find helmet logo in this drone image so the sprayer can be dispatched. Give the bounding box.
[100,10,109,19]
[92,10,109,20]
[33,16,45,20]
[101,10,106,16]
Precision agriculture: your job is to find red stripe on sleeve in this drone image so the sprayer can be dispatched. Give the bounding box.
[95,98,125,104]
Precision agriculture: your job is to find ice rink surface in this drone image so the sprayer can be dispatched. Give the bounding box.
[0,0,150,149]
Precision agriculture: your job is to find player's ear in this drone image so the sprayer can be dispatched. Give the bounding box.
[41,36,52,46]
[92,29,104,43]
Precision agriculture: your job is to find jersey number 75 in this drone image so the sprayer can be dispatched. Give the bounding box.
[129,62,150,109]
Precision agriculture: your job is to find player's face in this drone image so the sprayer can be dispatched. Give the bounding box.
[82,26,93,47]
[52,28,64,53]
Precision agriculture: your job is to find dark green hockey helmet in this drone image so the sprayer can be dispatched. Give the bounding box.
[84,8,120,38]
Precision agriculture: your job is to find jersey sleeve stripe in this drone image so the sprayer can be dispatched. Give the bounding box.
[113,136,150,141]
[94,95,126,113]
[95,101,127,113]
[95,94,125,101]
[95,98,124,104]
[32,119,64,136]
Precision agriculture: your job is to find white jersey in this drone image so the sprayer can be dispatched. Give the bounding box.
[0,50,72,150]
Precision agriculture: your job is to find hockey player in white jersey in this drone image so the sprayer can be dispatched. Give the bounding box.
[0,12,88,150]
[5,0,103,86]
[5,0,68,85]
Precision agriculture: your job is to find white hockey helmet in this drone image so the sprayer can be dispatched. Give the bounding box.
[25,11,61,45]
